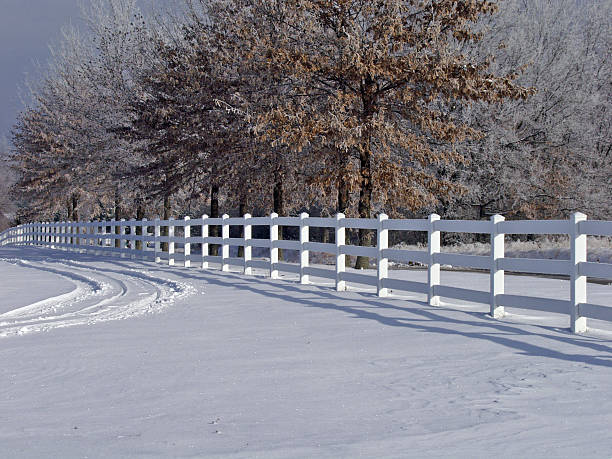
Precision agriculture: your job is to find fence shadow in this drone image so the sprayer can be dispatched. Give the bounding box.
[4,245,612,368]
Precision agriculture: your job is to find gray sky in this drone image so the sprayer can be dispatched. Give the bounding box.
[0,0,172,149]
[0,0,82,146]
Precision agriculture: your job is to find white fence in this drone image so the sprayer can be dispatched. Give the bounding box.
[1,212,611,333]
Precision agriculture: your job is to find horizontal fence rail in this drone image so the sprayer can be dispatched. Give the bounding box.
[1,212,611,334]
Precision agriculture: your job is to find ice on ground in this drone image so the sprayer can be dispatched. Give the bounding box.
[0,246,611,458]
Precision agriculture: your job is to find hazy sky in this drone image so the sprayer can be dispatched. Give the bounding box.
[0,0,171,147]
[0,0,83,145]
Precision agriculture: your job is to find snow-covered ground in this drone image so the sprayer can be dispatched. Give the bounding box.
[1,246,611,458]
[394,237,612,264]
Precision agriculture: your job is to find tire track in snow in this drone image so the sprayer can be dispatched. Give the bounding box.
[0,256,196,338]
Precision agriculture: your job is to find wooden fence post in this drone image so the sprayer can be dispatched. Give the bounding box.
[120,219,127,257]
[130,220,136,259]
[100,220,106,253]
[377,214,389,297]
[168,217,175,266]
[201,214,209,269]
[300,212,310,284]
[244,214,252,275]
[270,213,279,279]
[110,219,116,252]
[335,213,346,291]
[490,214,505,318]
[222,214,230,272]
[141,218,148,258]
[184,216,191,268]
[154,218,161,263]
[428,214,441,306]
[570,212,587,333]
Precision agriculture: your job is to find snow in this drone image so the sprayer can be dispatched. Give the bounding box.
[1,246,612,458]
[394,237,612,264]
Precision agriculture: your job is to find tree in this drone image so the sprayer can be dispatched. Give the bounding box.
[454,0,612,220]
[213,0,532,267]
[11,0,159,222]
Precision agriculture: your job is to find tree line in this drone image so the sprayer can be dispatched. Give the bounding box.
[7,0,612,262]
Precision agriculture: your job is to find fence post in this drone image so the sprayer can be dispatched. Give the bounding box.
[120,219,127,257]
[154,218,161,263]
[130,220,136,259]
[428,214,441,306]
[106,221,111,252]
[100,220,106,253]
[94,220,99,253]
[490,214,505,318]
[270,213,279,279]
[570,212,587,333]
[141,218,147,258]
[244,214,252,275]
[110,219,115,253]
[336,213,346,291]
[168,217,175,266]
[300,212,310,284]
[377,214,389,297]
[184,216,191,268]
[201,214,209,269]
[222,214,230,272]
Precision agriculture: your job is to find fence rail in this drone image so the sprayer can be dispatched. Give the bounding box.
[1,212,611,333]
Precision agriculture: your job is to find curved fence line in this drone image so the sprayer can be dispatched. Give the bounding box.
[1,212,611,333]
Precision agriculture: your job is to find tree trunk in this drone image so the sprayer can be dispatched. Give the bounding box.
[66,199,72,221]
[71,194,78,222]
[136,203,144,250]
[337,174,351,264]
[237,197,246,258]
[355,148,373,269]
[72,194,79,245]
[321,223,330,244]
[273,176,284,261]
[114,189,122,248]
[161,194,170,252]
[210,184,219,256]
[355,85,375,269]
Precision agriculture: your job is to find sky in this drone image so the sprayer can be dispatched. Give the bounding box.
[0,0,172,150]
[0,0,83,147]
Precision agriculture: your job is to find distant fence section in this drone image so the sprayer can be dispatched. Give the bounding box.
[1,212,611,334]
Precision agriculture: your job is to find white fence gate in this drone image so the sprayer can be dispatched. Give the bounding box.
[1,212,611,334]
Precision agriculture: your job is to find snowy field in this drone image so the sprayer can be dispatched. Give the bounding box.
[1,246,612,458]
